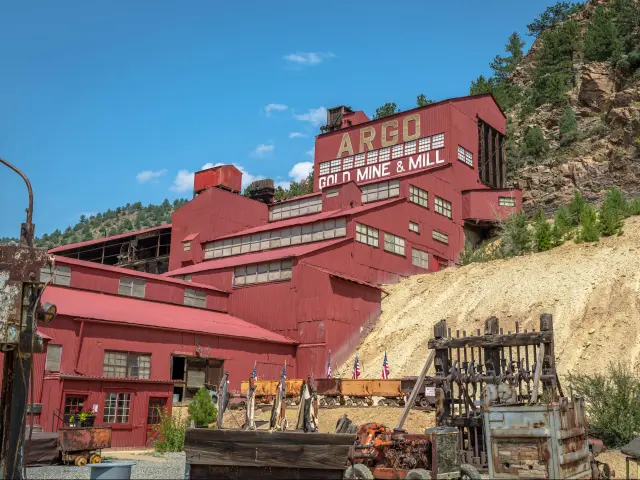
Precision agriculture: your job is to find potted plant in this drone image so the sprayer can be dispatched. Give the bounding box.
[79,409,95,427]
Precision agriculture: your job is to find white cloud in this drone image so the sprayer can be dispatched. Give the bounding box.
[283,52,335,65]
[275,180,291,190]
[305,149,314,157]
[265,103,288,115]
[288,162,314,182]
[294,106,326,126]
[288,132,307,138]
[253,143,274,157]
[136,169,167,184]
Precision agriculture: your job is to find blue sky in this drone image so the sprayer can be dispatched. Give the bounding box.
[0,1,556,238]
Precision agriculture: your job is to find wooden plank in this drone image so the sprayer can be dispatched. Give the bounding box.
[188,464,345,480]
[186,428,355,446]
[428,330,553,349]
[185,442,351,470]
[487,128,494,187]
[396,350,435,431]
[531,342,545,403]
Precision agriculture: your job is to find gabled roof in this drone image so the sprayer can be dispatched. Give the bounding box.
[49,224,172,254]
[300,262,386,292]
[54,256,229,294]
[42,286,296,345]
[166,238,351,276]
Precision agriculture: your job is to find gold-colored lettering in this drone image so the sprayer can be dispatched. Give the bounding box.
[337,133,354,158]
[403,114,420,141]
[359,127,375,152]
[381,120,398,147]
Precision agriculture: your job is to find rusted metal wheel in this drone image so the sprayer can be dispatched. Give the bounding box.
[406,469,430,479]
[74,456,87,467]
[459,463,481,480]
[344,463,374,479]
[89,454,102,464]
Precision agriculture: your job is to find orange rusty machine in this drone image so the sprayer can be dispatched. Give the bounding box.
[57,426,112,466]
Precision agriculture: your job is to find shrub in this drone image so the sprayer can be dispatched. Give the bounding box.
[521,126,549,158]
[532,210,553,251]
[628,198,640,216]
[578,204,600,242]
[567,362,640,448]
[559,106,579,146]
[154,409,186,453]
[599,188,627,236]
[459,241,502,265]
[499,211,532,257]
[551,205,573,246]
[568,191,588,226]
[188,387,217,427]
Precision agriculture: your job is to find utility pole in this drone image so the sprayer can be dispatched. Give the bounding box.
[0,157,56,479]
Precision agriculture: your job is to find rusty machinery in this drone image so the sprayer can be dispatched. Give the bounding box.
[0,157,57,479]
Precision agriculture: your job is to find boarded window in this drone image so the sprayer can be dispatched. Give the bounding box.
[45,344,62,372]
[103,351,150,379]
[184,289,206,308]
[432,230,449,244]
[434,197,452,219]
[409,221,419,233]
[412,249,429,269]
[118,277,146,298]
[325,188,339,198]
[40,265,71,286]
[361,180,400,203]
[103,392,131,424]
[233,259,293,286]
[355,223,379,247]
[384,233,405,256]
[499,196,516,207]
[409,185,428,208]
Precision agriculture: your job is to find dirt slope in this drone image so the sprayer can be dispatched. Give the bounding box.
[337,217,640,379]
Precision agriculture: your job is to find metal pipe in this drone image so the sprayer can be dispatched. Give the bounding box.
[0,156,33,227]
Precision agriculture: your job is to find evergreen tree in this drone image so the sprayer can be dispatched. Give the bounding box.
[578,204,600,242]
[551,205,573,245]
[470,75,494,96]
[584,6,619,62]
[82,231,93,241]
[499,211,533,257]
[527,2,584,37]
[599,187,626,236]
[122,219,134,231]
[559,106,579,146]
[108,227,118,236]
[568,191,587,226]
[416,94,433,107]
[187,387,217,427]
[521,126,549,158]
[533,209,553,251]
[372,102,399,120]
[490,32,526,80]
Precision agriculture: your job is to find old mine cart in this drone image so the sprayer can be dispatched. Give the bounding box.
[58,426,112,466]
[344,314,611,479]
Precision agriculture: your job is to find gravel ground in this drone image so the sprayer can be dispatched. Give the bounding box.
[27,452,186,479]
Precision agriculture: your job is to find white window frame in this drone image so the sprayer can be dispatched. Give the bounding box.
[103,392,131,424]
[432,230,449,244]
[183,241,191,252]
[361,180,400,203]
[409,221,420,233]
[325,188,339,198]
[355,223,379,247]
[457,145,473,167]
[409,185,428,209]
[434,196,452,219]
[40,265,71,286]
[268,196,322,221]
[412,248,429,269]
[233,259,293,286]
[384,233,405,256]
[45,344,62,372]
[103,351,151,379]
[184,289,206,308]
[118,277,146,298]
[499,196,516,207]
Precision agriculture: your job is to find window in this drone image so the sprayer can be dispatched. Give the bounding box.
[361,180,400,203]
[378,148,390,162]
[432,133,445,149]
[392,144,404,159]
[384,233,405,256]
[233,259,293,286]
[183,241,191,252]
[409,221,419,233]
[457,145,473,167]
[432,230,449,244]
[409,185,428,208]
[268,196,322,221]
[343,156,354,170]
[355,223,379,247]
[40,265,71,286]
[366,151,378,165]
[184,289,206,308]
[118,277,146,298]
[147,398,166,425]
[499,196,516,207]
[103,351,151,379]
[319,162,330,175]
[354,153,366,167]
[64,396,85,414]
[330,159,341,173]
[204,217,346,259]
[45,344,62,372]
[325,188,339,198]
[412,249,429,269]
[177,274,192,282]
[103,393,131,424]
[434,197,452,219]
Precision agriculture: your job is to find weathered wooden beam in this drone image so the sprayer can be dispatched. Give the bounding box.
[188,464,345,480]
[487,128,494,187]
[395,350,435,431]
[501,136,508,188]
[186,428,354,446]
[427,330,553,349]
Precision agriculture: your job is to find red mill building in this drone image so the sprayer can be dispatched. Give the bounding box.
[6,94,521,447]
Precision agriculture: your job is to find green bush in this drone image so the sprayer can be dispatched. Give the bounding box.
[567,362,640,448]
[628,198,640,216]
[499,211,532,257]
[559,106,579,146]
[154,409,186,453]
[599,188,626,236]
[568,191,588,226]
[578,204,600,242]
[551,205,573,246]
[521,126,549,158]
[459,241,502,265]
[188,387,217,427]
[584,5,619,62]
[533,210,553,251]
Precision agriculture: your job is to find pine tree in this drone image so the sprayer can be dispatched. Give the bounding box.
[599,187,626,236]
[559,106,579,146]
[499,211,533,257]
[527,2,584,37]
[533,209,553,251]
[551,205,572,245]
[521,126,549,158]
[372,102,399,120]
[490,32,526,80]
[188,387,217,427]
[578,204,600,242]
[568,191,587,226]
[470,75,494,95]
[416,94,433,107]
[584,6,619,62]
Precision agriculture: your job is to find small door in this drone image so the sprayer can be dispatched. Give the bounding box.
[145,397,166,446]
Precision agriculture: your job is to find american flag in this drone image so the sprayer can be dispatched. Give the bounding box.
[251,361,257,380]
[382,351,390,379]
[282,360,287,379]
[352,352,361,379]
[327,353,332,379]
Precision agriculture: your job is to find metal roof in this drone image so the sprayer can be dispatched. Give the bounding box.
[42,285,295,345]
[53,256,229,294]
[166,238,351,276]
[49,224,172,254]
[59,374,176,385]
[299,262,386,292]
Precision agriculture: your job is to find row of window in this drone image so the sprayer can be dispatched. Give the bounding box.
[233,259,293,286]
[361,180,400,203]
[408,220,448,244]
[65,394,164,425]
[318,133,446,175]
[204,218,347,259]
[499,196,516,207]
[268,196,322,221]
[457,145,473,167]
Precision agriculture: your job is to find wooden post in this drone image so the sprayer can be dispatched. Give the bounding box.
[494,130,501,188]
[483,317,501,378]
[395,350,435,431]
[531,342,545,403]
[501,137,507,188]
[487,128,494,187]
[478,121,486,183]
